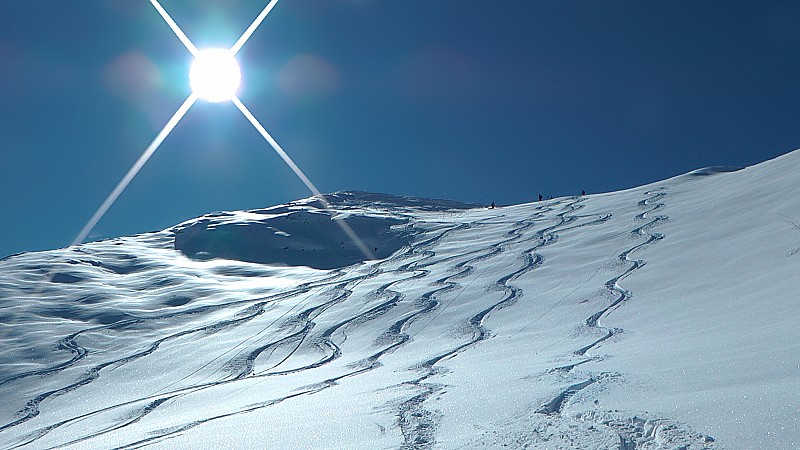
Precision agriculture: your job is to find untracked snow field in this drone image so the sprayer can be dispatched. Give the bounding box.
[1,152,799,449]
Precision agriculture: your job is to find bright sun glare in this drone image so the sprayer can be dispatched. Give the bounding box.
[76,0,375,261]
[189,48,241,103]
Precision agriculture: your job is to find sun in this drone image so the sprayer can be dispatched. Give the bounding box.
[189,48,242,103]
[76,0,375,261]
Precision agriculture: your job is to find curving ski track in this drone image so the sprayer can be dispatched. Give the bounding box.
[0,190,730,450]
[534,189,673,448]
[397,198,614,448]
[1,200,617,449]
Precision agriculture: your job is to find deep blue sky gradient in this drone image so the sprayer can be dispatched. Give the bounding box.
[3,0,800,257]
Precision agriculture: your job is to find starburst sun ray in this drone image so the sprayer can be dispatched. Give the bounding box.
[73,93,198,246]
[74,1,374,263]
[230,0,280,56]
[233,97,376,261]
[149,0,199,56]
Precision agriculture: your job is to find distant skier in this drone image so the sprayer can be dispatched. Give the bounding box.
[538,194,543,202]
[581,190,586,196]
[489,202,496,209]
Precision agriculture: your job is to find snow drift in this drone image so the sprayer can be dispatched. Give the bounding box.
[0,153,798,449]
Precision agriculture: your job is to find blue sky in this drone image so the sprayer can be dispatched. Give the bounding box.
[2,0,800,257]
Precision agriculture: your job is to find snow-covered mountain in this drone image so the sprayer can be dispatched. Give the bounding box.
[1,153,799,449]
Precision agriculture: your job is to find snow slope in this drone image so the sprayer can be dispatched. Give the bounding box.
[1,154,799,449]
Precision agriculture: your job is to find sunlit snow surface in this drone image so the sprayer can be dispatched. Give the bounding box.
[1,156,799,449]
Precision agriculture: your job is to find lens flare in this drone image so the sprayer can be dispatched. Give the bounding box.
[75,0,376,263]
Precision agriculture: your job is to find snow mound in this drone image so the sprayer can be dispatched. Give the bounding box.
[685,166,742,176]
[313,190,483,211]
[174,207,413,269]
[172,191,476,269]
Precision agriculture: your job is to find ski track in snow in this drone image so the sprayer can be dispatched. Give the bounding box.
[534,191,668,426]
[4,168,793,448]
[0,198,681,449]
[396,197,623,449]
[528,189,716,450]
[0,201,554,448]
[0,215,478,448]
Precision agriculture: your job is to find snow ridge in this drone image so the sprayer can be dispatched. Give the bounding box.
[1,151,799,449]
